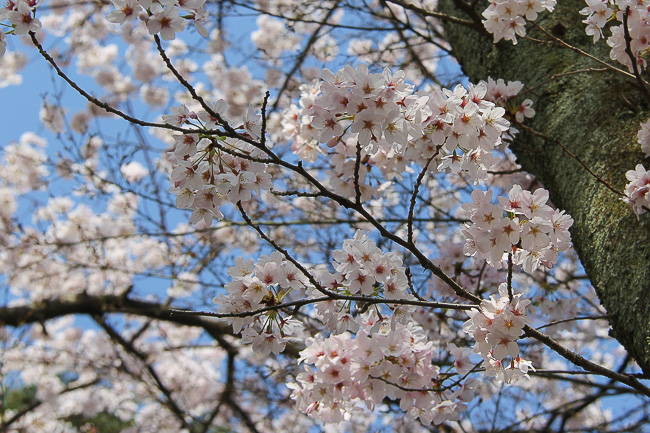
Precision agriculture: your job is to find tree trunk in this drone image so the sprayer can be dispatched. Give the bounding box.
[438,0,650,375]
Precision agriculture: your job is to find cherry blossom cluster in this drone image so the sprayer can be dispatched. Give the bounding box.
[289,313,472,425]
[429,241,504,301]
[107,0,209,39]
[0,0,42,58]
[638,119,650,158]
[580,0,650,71]
[0,134,193,303]
[166,103,273,226]
[214,231,415,355]
[251,15,301,60]
[0,132,48,193]
[213,252,307,355]
[2,192,182,302]
[284,65,512,186]
[482,0,557,44]
[622,164,650,216]
[320,229,411,302]
[0,0,211,59]
[307,230,417,333]
[463,283,535,383]
[3,316,227,432]
[628,121,650,215]
[462,186,574,272]
[483,77,535,123]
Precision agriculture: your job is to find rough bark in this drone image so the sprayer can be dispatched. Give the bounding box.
[438,0,650,375]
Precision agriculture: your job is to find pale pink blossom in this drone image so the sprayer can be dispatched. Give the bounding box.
[147,7,187,41]
[9,1,41,35]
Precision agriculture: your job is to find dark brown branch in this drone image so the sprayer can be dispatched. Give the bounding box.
[523,325,650,396]
[153,34,241,139]
[0,293,244,354]
[354,139,363,205]
[94,315,191,429]
[270,1,340,112]
[622,7,650,104]
[408,153,439,245]
[385,0,478,29]
[28,32,219,136]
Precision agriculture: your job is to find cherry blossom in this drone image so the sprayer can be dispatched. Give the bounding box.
[120,160,149,183]
[463,185,573,272]
[8,1,42,35]
[146,7,187,41]
[638,118,650,157]
[482,0,557,44]
[290,316,469,426]
[463,283,534,383]
[106,0,143,24]
[623,164,650,216]
[580,0,650,71]
[285,65,513,189]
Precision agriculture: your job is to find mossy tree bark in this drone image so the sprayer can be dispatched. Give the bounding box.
[438,0,650,375]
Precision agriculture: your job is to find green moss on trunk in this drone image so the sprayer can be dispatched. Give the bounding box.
[439,0,650,374]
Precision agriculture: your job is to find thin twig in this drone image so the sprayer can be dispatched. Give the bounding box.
[408,154,439,245]
[521,68,610,96]
[209,138,273,164]
[507,252,513,301]
[535,315,611,330]
[385,0,480,29]
[354,139,363,205]
[517,123,624,196]
[260,90,270,147]
[171,294,473,320]
[530,22,638,81]
[236,201,333,298]
[270,189,322,197]
[233,202,474,311]
[523,325,650,397]
[270,1,340,112]
[153,34,240,138]
[487,167,525,175]
[1,379,100,429]
[29,32,198,135]
[94,315,191,429]
[622,6,650,104]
